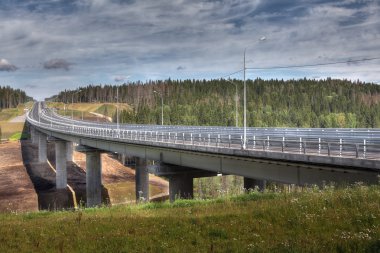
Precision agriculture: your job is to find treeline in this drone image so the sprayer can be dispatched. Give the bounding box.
[0,86,32,109]
[50,78,380,128]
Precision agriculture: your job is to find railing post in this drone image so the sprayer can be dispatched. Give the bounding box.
[175,133,177,144]
[339,138,342,157]
[191,133,193,145]
[182,133,185,144]
[267,136,270,150]
[363,139,366,158]
[318,138,321,155]
[299,137,302,154]
[262,139,265,150]
[282,136,285,152]
[156,131,158,142]
[216,134,220,147]
[208,134,210,146]
[228,135,231,148]
[253,135,256,150]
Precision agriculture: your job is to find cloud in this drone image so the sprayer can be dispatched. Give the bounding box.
[0,0,379,100]
[114,75,130,82]
[43,58,72,71]
[0,58,18,71]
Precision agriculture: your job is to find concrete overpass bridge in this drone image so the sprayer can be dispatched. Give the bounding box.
[27,102,380,207]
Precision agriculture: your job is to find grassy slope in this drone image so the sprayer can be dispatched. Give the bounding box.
[47,102,131,122]
[0,102,32,140]
[1,185,379,252]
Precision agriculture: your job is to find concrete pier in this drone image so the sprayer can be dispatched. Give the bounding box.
[135,157,149,202]
[151,163,216,202]
[244,178,267,192]
[168,175,193,202]
[76,145,103,207]
[86,150,102,207]
[66,142,74,162]
[31,128,39,145]
[38,132,47,163]
[55,140,67,189]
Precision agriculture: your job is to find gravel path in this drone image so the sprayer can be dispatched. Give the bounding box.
[9,113,26,123]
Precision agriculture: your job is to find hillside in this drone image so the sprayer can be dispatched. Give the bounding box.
[51,78,380,128]
[0,185,379,252]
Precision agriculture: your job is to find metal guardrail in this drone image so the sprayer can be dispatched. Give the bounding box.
[27,109,380,161]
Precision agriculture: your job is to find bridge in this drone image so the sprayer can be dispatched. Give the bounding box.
[27,102,380,207]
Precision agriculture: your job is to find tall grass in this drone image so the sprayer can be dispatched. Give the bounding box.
[0,185,379,252]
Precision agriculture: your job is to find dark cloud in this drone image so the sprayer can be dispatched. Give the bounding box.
[177,66,185,71]
[0,58,18,71]
[43,58,72,71]
[25,84,38,89]
[114,75,130,82]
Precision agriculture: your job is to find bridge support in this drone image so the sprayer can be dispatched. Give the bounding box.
[76,145,103,207]
[168,175,193,202]
[66,142,74,162]
[151,163,216,202]
[31,128,39,145]
[244,178,266,192]
[55,140,68,189]
[135,157,149,202]
[38,132,47,163]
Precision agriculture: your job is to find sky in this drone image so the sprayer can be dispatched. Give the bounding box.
[0,0,379,100]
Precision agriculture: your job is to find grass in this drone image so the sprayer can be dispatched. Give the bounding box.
[105,182,166,204]
[47,102,131,121]
[0,102,30,122]
[1,185,379,252]
[0,122,26,140]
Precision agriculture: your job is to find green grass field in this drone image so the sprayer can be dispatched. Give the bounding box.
[0,122,26,140]
[47,102,131,121]
[1,185,379,252]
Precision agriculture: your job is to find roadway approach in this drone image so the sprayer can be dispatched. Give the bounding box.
[27,102,380,207]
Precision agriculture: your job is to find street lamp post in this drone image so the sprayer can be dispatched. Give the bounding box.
[153,90,163,125]
[116,86,119,132]
[243,49,247,149]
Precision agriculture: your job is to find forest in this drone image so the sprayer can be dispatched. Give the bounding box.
[50,78,380,128]
[0,86,32,109]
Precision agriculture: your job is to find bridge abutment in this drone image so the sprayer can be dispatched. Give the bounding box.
[76,145,103,207]
[38,132,47,163]
[135,157,149,203]
[244,178,267,192]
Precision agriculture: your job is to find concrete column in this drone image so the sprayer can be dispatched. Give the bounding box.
[32,128,39,145]
[55,141,67,189]
[30,127,35,143]
[121,154,126,166]
[66,142,74,162]
[38,132,47,163]
[86,151,102,207]
[244,177,266,192]
[135,157,149,202]
[168,175,193,202]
